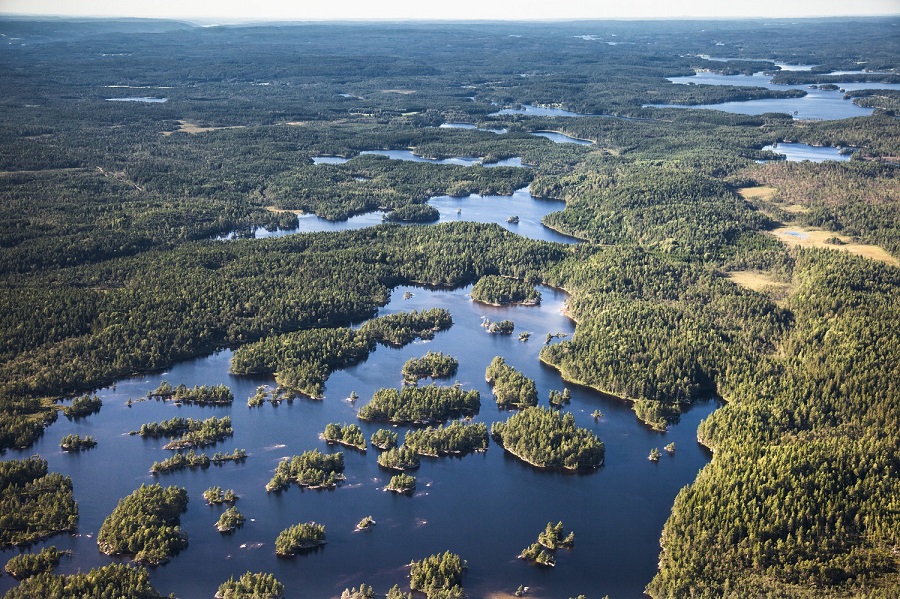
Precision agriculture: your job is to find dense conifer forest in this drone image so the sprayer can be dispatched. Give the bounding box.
[0,15,898,598]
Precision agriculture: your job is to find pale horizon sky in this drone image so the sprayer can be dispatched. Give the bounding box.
[1,0,899,23]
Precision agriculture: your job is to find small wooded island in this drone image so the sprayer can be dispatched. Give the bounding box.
[376,446,421,471]
[204,486,237,504]
[149,381,234,405]
[0,456,78,547]
[215,506,246,533]
[519,521,576,567]
[409,551,467,597]
[358,384,480,424]
[266,449,345,491]
[385,473,417,494]
[4,546,70,579]
[383,204,441,223]
[61,394,102,419]
[97,483,188,565]
[323,422,367,451]
[371,428,399,450]
[485,356,539,408]
[403,421,489,456]
[401,351,459,383]
[471,275,541,306]
[491,407,604,470]
[216,571,285,599]
[275,522,327,556]
[60,433,96,451]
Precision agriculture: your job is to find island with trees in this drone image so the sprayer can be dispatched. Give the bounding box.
[358,384,480,424]
[149,381,234,405]
[401,351,459,384]
[216,571,285,599]
[266,449,345,491]
[403,421,489,457]
[409,551,467,598]
[150,448,247,474]
[60,433,96,451]
[485,357,538,409]
[204,486,237,504]
[4,546,69,579]
[3,564,164,598]
[519,522,575,567]
[0,456,78,547]
[371,428,399,450]
[96,483,188,565]
[323,423,367,451]
[275,522,327,556]
[385,473,417,494]
[471,275,541,306]
[356,516,376,530]
[491,407,604,471]
[61,394,102,419]
[215,506,245,533]
[376,446,421,471]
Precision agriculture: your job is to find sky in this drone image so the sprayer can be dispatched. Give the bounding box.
[1,0,898,22]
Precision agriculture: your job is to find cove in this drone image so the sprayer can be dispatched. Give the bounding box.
[0,282,719,599]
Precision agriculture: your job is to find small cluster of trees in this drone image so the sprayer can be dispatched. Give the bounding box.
[266,449,345,491]
[471,275,541,305]
[162,416,233,450]
[358,384,480,424]
[150,448,247,474]
[519,522,575,567]
[0,456,78,547]
[371,428,398,450]
[376,446,421,471]
[149,381,234,405]
[216,572,285,599]
[4,546,69,579]
[385,473,416,494]
[323,423,367,451]
[215,507,245,533]
[401,351,459,383]
[485,357,538,409]
[409,551,467,598]
[61,394,101,419]
[274,522,326,556]
[403,421,488,457]
[96,483,188,565]
[491,407,604,471]
[60,433,96,451]
[203,486,237,504]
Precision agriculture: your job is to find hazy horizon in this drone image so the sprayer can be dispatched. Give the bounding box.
[1,0,898,23]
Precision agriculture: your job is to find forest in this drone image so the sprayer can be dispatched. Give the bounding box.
[0,14,898,599]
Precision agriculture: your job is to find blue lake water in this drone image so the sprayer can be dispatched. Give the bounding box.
[0,281,718,598]
[761,143,851,163]
[650,71,900,120]
[531,131,594,145]
[313,151,524,168]
[106,97,169,103]
[220,187,576,244]
[439,123,508,134]
[490,104,591,117]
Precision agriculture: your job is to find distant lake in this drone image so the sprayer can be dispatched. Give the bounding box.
[490,104,591,117]
[651,70,900,120]
[0,279,718,599]
[439,123,508,134]
[312,151,525,168]
[531,131,594,145]
[106,97,169,103]
[762,143,851,163]
[219,187,575,245]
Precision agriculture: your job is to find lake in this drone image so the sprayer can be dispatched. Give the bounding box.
[761,143,851,163]
[650,71,900,120]
[312,151,524,167]
[219,186,577,245]
[0,281,718,599]
[490,104,591,117]
[105,97,169,103]
[531,131,594,145]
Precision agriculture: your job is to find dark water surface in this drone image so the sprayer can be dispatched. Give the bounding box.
[1,282,717,598]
